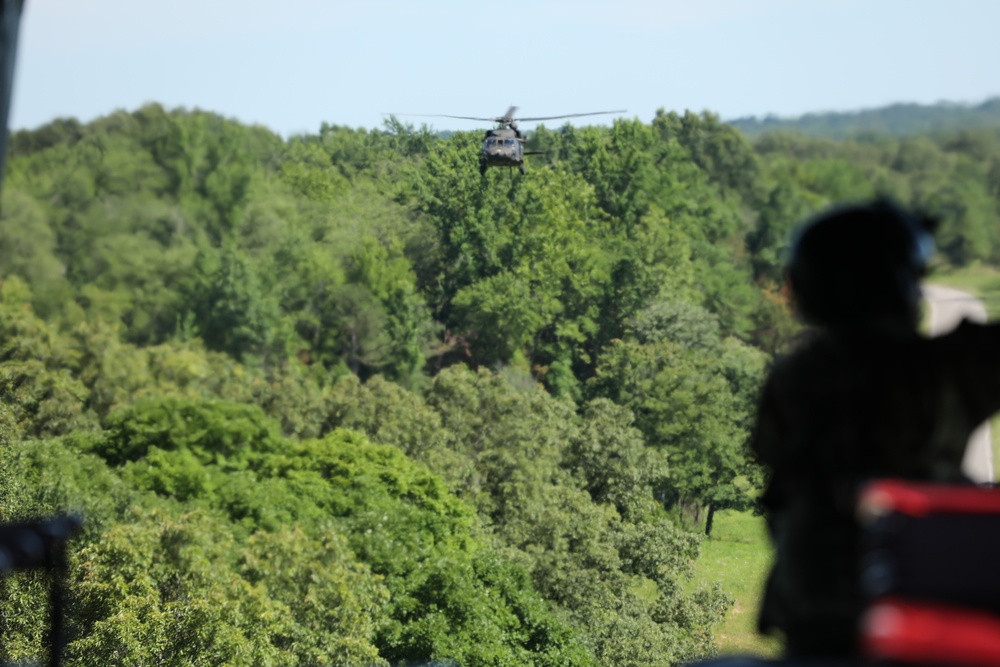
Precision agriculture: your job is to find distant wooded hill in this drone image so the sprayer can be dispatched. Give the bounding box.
[728,97,1000,139]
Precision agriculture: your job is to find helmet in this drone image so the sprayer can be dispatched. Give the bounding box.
[785,199,937,328]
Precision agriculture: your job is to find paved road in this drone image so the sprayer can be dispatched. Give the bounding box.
[922,284,995,483]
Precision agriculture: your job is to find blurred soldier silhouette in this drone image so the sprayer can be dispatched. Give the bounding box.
[751,199,1000,660]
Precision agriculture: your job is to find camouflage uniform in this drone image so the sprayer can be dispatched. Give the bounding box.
[752,319,1000,657]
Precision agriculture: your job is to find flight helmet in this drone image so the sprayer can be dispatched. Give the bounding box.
[785,199,937,329]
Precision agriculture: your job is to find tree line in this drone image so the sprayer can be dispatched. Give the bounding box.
[0,102,998,665]
[730,96,1000,140]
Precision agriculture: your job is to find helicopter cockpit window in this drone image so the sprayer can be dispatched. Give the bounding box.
[503,138,515,146]
[485,137,497,147]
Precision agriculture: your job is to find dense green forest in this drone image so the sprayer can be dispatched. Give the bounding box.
[730,96,1000,139]
[1,101,999,666]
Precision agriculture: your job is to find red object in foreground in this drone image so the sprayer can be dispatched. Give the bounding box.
[859,480,1000,665]
[862,598,1000,666]
[858,479,1000,519]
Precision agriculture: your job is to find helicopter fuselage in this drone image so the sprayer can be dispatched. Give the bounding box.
[480,127,525,173]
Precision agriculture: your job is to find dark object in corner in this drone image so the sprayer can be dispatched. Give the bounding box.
[0,514,83,667]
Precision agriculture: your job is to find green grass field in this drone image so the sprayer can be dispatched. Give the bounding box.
[927,263,1000,307]
[692,510,781,658]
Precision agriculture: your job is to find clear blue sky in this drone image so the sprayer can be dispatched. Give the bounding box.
[11,0,1000,137]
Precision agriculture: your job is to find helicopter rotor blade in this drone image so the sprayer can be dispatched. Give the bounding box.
[513,110,627,122]
[382,113,499,122]
[382,108,627,126]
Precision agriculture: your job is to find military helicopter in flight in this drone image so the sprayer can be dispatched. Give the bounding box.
[387,106,625,175]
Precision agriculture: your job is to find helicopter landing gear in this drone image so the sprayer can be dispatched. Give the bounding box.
[518,163,526,176]
[479,162,487,176]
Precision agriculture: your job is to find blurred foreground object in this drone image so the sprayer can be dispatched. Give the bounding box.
[859,480,1000,666]
[0,515,83,573]
[0,514,83,667]
[0,0,22,182]
[753,199,1000,659]
[0,2,82,666]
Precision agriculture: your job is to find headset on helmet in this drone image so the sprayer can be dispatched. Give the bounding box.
[785,199,937,328]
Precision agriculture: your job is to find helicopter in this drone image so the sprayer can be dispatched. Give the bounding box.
[387,106,625,175]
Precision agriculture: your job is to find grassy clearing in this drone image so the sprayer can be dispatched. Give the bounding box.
[927,263,1000,305]
[692,510,781,658]
[925,264,1000,482]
